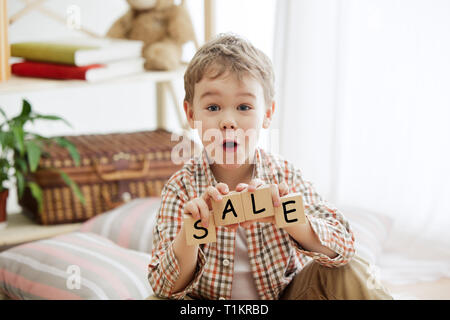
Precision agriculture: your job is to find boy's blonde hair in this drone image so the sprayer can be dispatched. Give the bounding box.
[184,33,275,107]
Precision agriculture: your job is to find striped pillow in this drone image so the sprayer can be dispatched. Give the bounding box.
[80,198,161,253]
[0,232,153,300]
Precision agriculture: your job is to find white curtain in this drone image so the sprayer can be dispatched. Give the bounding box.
[273,0,450,283]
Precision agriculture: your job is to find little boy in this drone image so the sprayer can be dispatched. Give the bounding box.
[148,34,392,300]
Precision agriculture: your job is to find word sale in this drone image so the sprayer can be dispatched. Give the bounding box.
[184,186,306,245]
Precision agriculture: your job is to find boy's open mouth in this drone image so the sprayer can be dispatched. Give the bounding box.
[223,140,238,152]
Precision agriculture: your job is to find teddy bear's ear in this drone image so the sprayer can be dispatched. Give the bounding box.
[106,10,134,38]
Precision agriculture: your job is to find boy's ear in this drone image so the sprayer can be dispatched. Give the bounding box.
[183,100,196,129]
[263,101,276,129]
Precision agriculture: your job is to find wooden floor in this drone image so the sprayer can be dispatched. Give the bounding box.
[382,277,450,300]
[2,278,449,300]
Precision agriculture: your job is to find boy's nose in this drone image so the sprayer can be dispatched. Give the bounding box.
[220,118,237,130]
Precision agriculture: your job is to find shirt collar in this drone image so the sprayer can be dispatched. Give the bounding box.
[200,147,263,187]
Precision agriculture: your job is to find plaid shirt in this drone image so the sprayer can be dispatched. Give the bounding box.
[148,147,355,300]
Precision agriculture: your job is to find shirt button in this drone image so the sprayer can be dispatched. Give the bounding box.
[157,225,163,231]
[223,259,230,266]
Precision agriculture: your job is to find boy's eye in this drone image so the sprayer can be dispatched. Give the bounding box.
[238,104,251,111]
[207,105,220,111]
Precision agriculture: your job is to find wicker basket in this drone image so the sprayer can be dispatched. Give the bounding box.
[19,129,193,225]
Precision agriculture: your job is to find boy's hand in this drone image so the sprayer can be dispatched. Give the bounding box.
[183,183,229,228]
[231,179,290,229]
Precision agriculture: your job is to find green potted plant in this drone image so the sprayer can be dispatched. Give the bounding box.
[0,99,85,228]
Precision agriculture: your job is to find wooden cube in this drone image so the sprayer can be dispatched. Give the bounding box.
[211,191,246,226]
[275,193,306,228]
[184,214,217,245]
[241,185,275,222]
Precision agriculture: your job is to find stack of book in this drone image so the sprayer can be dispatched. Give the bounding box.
[10,37,145,82]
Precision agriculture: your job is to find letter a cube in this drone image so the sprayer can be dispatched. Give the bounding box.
[184,214,217,245]
[275,193,306,228]
[211,191,246,226]
[241,185,275,222]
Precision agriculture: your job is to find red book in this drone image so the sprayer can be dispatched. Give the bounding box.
[11,58,144,82]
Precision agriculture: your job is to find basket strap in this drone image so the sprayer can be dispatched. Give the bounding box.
[92,158,150,181]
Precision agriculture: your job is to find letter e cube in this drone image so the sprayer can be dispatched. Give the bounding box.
[275,193,306,228]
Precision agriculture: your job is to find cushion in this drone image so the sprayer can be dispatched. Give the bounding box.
[0,232,153,300]
[80,197,160,253]
[341,206,394,264]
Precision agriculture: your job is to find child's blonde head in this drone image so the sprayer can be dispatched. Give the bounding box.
[184,33,275,107]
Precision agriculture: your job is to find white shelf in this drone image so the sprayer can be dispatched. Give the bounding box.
[0,212,81,249]
[0,65,186,95]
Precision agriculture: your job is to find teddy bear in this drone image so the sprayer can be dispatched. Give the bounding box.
[106,0,197,71]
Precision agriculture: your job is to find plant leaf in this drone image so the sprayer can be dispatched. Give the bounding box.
[57,170,86,205]
[29,133,50,141]
[20,99,32,118]
[0,158,10,191]
[0,131,7,148]
[1,131,15,151]
[54,137,80,166]
[32,114,73,128]
[27,181,43,213]
[0,132,14,150]
[12,126,25,156]
[14,157,28,174]
[25,140,42,172]
[11,100,32,127]
[15,171,25,198]
[0,107,8,122]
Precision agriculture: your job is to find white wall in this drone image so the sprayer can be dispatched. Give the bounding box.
[7,0,127,41]
[1,0,276,214]
[273,0,450,271]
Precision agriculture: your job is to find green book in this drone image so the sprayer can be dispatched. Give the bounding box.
[11,38,144,66]
[11,43,97,65]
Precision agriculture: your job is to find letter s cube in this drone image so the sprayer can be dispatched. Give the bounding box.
[184,214,217,245]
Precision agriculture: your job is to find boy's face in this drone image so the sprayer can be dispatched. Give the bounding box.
[184,70,275,169]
